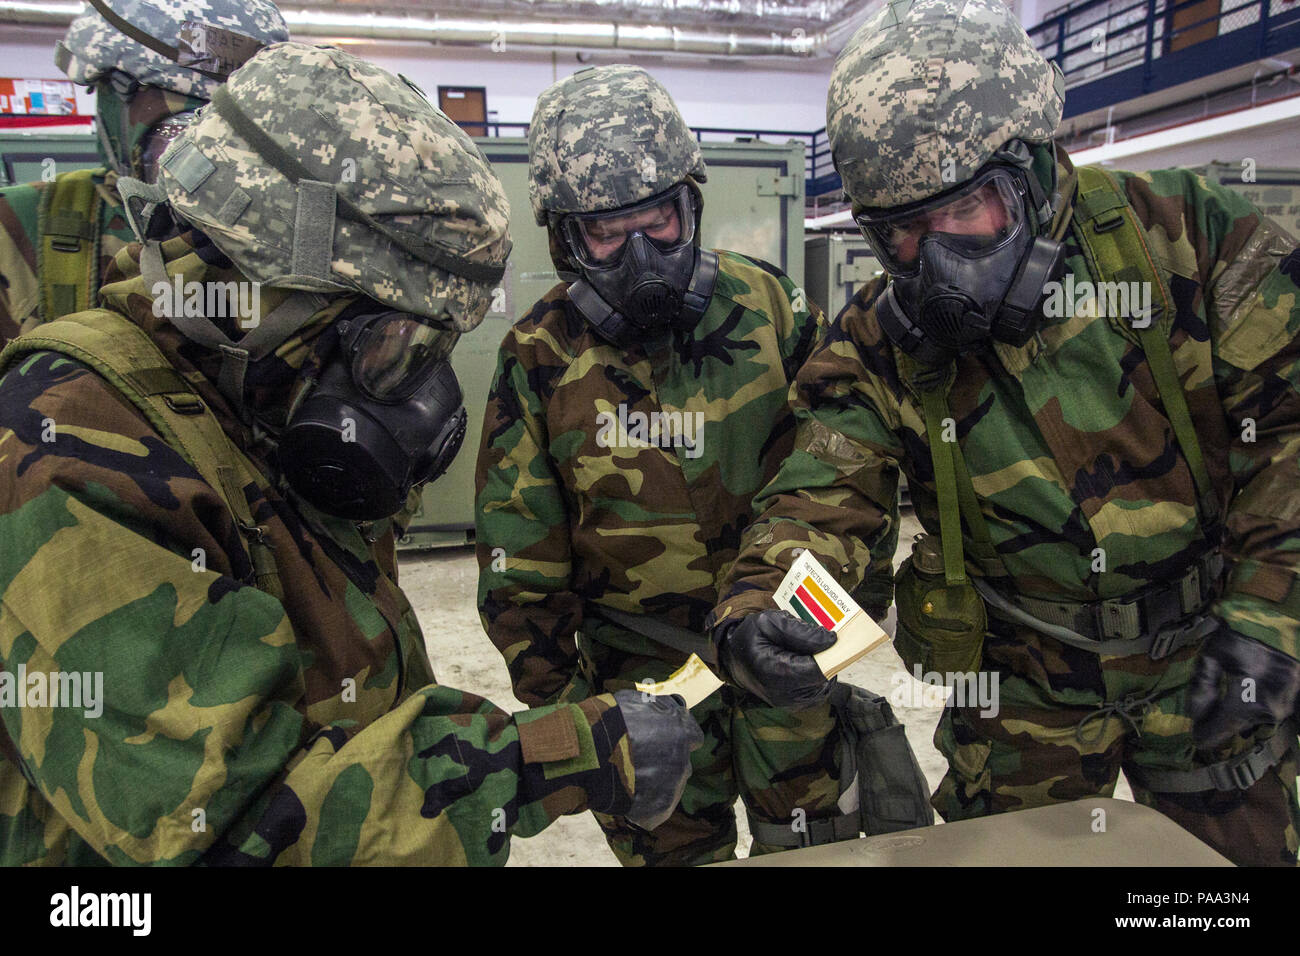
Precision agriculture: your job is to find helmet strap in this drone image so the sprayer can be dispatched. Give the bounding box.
[139,236,327,418]
[116,175,172,241]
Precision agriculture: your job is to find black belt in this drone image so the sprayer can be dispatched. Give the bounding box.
[584,604,718,666]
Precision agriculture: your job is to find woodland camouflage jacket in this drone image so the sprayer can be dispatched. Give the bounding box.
[713,157,1300,664]
[476,251,827,707]
[0,233,635,866]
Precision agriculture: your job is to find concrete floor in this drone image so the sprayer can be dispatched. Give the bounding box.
[398,509,1131,866]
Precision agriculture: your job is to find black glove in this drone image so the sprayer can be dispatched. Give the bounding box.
[714,609,837,710]
[1186,623,1300,752]
[614,690,705,831]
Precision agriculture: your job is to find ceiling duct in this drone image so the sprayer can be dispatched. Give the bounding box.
[0,0,882,59]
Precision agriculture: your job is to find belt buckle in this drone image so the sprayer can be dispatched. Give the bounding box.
[1147,614,1204,660]
[1209,753,1261,792]
[1148,627,1179,660]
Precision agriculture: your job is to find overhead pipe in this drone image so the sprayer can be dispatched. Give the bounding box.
[0,0,856,58]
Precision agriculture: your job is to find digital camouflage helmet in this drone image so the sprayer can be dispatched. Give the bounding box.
[528,65,717,347]
[56,0,290,181]
[827,0,1064,210]
[828,0,1068,366]
[154,42,510,328]
[133,42,512,519]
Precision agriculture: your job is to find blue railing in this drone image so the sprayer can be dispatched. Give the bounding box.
[1029,0,1300,117]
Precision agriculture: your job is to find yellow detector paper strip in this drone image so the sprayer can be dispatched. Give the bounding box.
[638,552,890,708]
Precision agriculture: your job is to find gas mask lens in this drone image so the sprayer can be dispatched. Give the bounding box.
[341,311,459,403]
[854,168,1028,277]
[139,112,198,184]
[562,184,695,269]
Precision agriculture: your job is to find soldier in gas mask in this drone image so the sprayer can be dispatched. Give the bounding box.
[0,42,703,867]
[712,0,1300,866]
[0,0,290,346]
[476,64,873,866]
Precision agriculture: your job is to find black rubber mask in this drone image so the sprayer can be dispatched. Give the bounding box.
[860,163,1064,367]
[278,308,467,520]
[562,184,719,348]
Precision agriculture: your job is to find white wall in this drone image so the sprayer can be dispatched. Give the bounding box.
[2,26,835,134]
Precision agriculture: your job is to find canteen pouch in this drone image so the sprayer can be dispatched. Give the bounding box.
[893,533,987,678]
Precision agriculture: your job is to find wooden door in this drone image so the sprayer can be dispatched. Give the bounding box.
[438,86,488,136]
[1170,0,1221,51]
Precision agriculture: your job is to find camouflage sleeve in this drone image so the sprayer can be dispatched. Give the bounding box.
[0,185,43,344]
[1177,175,1300,661]
[475,291,583,707]
[761,253,827,375]
[712,282,903,628]
[731,252,831,491]
[0,353,634,865]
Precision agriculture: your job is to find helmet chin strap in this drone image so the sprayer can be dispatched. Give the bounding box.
[136,236,327,420]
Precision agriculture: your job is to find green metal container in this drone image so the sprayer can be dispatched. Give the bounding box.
[1194,162,1300,240]
[0,132,102,185]
[803,233,882,320]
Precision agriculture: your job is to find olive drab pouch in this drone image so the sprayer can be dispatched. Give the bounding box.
[893,532,986,677]
[831,682,935,835]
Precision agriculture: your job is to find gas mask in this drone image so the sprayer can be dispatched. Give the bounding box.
[278,304,467,520]
[560,183,718,348]
[96,72,204,182]
[856,150,1064,367]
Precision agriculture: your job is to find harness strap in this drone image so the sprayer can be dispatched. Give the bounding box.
[975,578,1219,659]
[585,604,717,665]
[916,372,967,587]
[1072,165,1220,530]
[1125,719,1300,793]
[37,168,102,322]
[747,810,860,849]
[990,551,1225,641]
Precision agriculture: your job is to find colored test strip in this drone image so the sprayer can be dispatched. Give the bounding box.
[789,580,842,629]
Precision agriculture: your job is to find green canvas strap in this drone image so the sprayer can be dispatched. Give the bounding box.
[0,310,283,599]
[747,809,860,849]
[1137,324,1220,525]
[916,372,969,586]
[1072,165,1219,529]
[950,436,1008,579]
[37,169,102,323]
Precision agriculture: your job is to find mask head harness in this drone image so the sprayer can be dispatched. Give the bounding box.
[557,183,718,348]
[277,302,468,520]
[857,141,1065,367]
